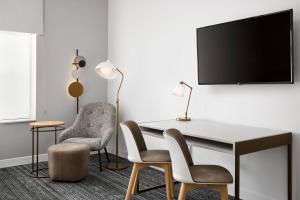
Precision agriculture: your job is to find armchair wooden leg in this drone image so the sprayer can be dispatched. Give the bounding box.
[125,163,139,200]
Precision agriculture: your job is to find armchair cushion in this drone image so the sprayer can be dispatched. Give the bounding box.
[62,137,102,151]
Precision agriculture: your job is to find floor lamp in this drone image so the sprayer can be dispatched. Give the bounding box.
[95,60,128,170]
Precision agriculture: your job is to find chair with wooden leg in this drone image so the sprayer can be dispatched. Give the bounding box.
[163,128,233,200]
[120,121,174,200]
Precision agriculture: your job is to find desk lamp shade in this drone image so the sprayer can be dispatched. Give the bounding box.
[172,81,193,121]
[172,84,185,97]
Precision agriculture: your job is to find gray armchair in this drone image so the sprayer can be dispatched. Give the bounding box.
[58,102,115,171]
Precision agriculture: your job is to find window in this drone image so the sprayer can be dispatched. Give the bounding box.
[0,31,36,123]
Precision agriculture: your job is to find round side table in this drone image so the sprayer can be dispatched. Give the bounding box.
[29,121,65,178]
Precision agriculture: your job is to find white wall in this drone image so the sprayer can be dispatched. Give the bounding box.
[108,0,299,199]
[0,0,108,160]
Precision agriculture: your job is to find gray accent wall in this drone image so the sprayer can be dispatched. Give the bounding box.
[0,0,108,160]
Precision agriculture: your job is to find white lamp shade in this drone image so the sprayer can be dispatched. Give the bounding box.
[172,84,185,97]
[95,60,118,79]
[71,68,81,79]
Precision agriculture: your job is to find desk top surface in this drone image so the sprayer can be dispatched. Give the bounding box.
[139,119,290,144]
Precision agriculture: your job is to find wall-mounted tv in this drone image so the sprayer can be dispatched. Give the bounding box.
[197,9,293,85]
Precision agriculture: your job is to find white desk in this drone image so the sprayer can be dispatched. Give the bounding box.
[139,119,292,200]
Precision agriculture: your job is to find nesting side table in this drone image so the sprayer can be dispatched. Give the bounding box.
[29,121,65,178]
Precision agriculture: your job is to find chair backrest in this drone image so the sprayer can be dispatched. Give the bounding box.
[75,102,115,138]
[163,128,194,183]
[120,121,147,163]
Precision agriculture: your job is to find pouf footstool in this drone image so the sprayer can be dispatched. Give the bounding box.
[48,143,90,181]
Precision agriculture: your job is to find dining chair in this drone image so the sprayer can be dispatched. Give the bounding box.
[120,120,174,200]
[163,128,233,200]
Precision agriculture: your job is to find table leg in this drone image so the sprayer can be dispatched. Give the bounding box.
[36,128,39,178]
[235,154,240,200]
[288,143,292,200]
[31,128,34,173]
[55,127,57,144]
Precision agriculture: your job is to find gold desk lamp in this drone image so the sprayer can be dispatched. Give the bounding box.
[95,60,127,170]
[172,81,193,121]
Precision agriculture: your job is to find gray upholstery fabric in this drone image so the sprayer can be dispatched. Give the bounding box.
[58,102,115,151]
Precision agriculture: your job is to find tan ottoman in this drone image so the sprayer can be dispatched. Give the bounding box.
[48,143,90,181]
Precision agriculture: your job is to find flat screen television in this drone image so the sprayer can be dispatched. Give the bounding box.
[197,9,293,85]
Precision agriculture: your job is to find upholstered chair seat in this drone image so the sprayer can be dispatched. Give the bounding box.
[189,165,233,184]
[140,150,171,162]
[58,102,115,171]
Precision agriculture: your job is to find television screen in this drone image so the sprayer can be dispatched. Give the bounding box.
[197,9,293,85]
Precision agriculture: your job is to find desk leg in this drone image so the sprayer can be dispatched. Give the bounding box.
[31,128,34,173]
[288,143,292,200]
[235,154,240,200]
[36,128,39,178]
[55,127,57,144]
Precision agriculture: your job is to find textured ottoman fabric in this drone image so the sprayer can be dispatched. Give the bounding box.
[48,143,90,182]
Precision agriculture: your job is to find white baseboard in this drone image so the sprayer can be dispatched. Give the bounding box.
[0,154,48,169]
[240,187,276,200]
[0,151,99,169]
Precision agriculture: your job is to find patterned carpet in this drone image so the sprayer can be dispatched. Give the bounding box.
[0,154,234,200]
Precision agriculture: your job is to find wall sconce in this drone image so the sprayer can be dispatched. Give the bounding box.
[68,49,86,113]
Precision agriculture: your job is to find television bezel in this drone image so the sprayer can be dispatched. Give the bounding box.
[196,9,294,85]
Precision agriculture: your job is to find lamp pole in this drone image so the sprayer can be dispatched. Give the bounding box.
[106,68,128,170]
[176,81,193,121]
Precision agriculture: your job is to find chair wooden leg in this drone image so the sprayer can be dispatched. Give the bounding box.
[219,185,228,200]
[132,167,140,194]
[210,184,228,200]
[125,163,139,200]
[178,183,189,200]
[164,164,174,199]
[168,164,174,197]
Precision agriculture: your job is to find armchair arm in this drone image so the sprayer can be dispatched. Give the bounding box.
[58,125,78,143]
